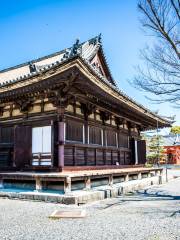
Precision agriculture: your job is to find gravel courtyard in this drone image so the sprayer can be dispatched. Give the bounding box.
[0,176,180,240]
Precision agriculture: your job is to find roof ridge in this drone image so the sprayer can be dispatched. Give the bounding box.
[0,34,101,74]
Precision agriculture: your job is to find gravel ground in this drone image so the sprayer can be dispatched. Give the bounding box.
[0,175,180,240]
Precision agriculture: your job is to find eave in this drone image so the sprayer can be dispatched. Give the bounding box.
[0,56,171,129]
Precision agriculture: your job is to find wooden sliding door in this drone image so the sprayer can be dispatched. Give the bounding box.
[32,126,52,166]
[14,125,32,169]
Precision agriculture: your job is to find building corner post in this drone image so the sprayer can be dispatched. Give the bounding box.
[58,107,65,170]
[135,139,138,165]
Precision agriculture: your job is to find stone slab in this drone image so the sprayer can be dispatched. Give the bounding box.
[49,210,86,219]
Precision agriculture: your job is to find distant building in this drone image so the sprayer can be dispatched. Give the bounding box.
[163,135,180,164]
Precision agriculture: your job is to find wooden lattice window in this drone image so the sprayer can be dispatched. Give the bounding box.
[0,127,14,143]
[119,134,129,148]
[106,130,117,147]
[89,126,102,145]
[66,119,84,143]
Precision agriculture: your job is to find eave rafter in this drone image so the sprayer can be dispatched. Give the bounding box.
[0,58,171,129]
[0,66,79,104]
[73,73,169,129]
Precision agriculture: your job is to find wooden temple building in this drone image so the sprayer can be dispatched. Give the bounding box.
[0,35,171,173]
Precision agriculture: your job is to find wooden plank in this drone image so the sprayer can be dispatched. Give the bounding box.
[75,147,85,166]
[137,140,146,164]
[96,149,104,165]
[64,147,74,166]
[112,151,118,165]
[14,125,32,169]
[105,150,112,165]
[86,148,95,165]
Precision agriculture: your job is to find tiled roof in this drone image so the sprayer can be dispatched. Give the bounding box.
[163,134,180,146]
[0,34,112,86]
[0,35,172,126]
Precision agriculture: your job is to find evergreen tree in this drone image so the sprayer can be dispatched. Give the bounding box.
[146,135,164,164]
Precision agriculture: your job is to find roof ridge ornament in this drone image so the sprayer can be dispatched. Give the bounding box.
[29,62,36,73]
[62,48,70,60]
[70,38,81,57]
[98,33,102,44]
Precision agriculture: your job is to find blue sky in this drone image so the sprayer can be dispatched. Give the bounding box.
[0,0,179,128]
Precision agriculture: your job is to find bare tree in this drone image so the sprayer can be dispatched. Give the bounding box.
[132,0,180,106]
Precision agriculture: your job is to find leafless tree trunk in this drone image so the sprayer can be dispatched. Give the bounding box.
[132,0,180,106]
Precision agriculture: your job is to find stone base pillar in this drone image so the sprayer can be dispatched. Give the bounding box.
[125,174,129,182]
[108,175,113,186]
[0,179,4,188]
[35,178,42,191]
[64,177,71,194]
[84,177,91,190]
[137,172,142,180]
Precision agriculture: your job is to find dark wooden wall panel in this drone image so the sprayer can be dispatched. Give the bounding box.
[112,151,118,165]
[137,140,146,164]
[120,151,125,165]
[105,150,112,165]
[75,148,85,166]
[106,130,117,147]
[130,138,135,165]
[66,119,83,142]
[14,125,32,169]
[64,147,74,166]
[87,149,96,165]
[96,149,104,165]
[0,126,14,167]
[89,126,102,145]
[124,152,131,165]
[119,134,128,148]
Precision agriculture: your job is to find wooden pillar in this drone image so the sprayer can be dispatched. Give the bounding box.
[135,139,138,165]
[64,177,71,194]
[84,120,88,144]
[84,121,88,165]
[56,105,66,169]
[58,121,65,169]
